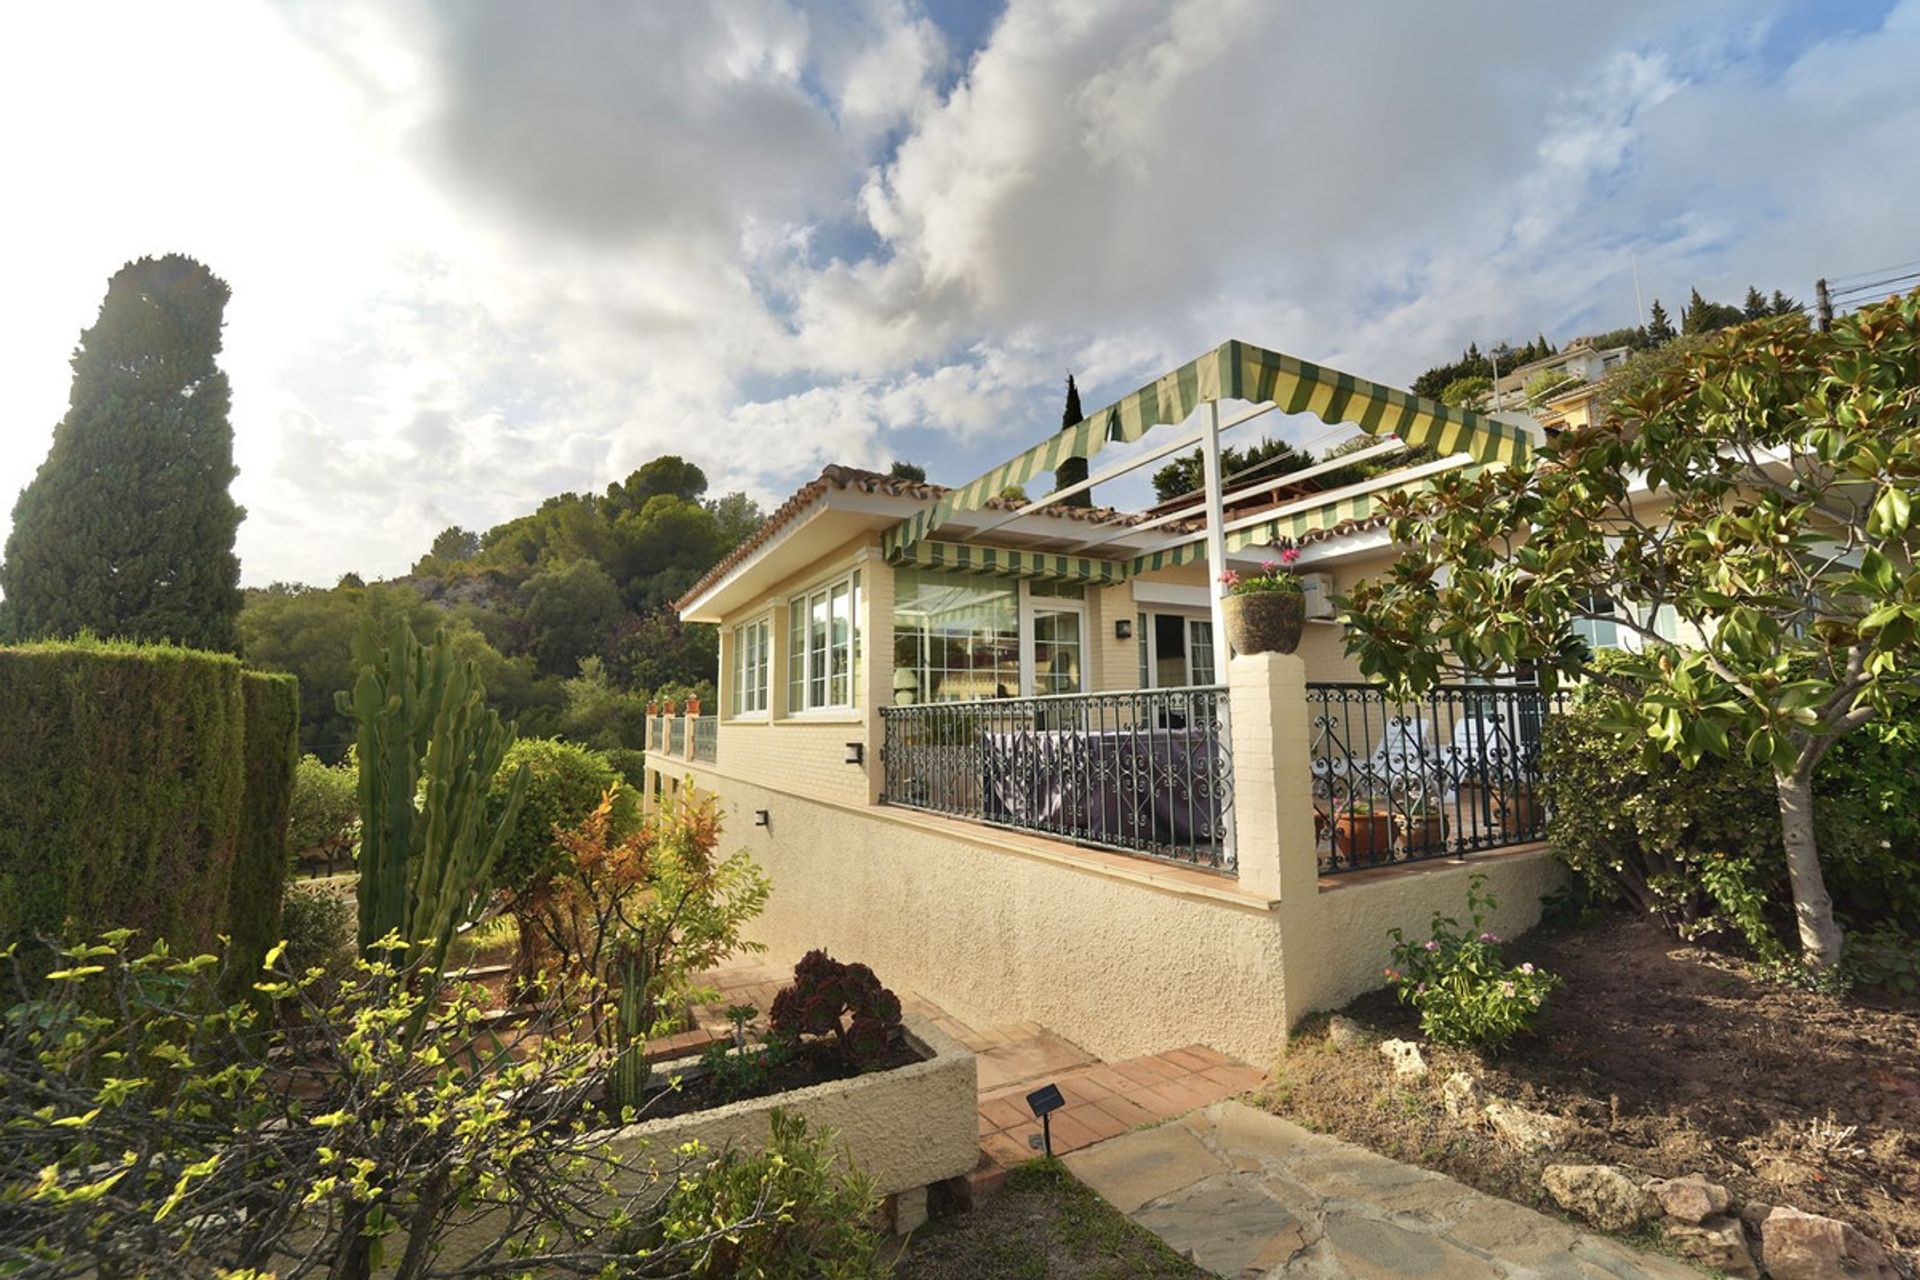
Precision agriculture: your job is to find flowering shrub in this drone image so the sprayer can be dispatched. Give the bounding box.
[1219,541,1302,595]
[1384,874,1558,1051]
[768,950,903,1070]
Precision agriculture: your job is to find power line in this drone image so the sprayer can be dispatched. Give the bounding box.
[1823,257,1920,287]
[1827,269,1920,301]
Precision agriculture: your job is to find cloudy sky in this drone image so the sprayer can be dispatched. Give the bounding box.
[4,0,1917,586]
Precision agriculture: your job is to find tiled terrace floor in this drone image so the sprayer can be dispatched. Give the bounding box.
[692,959,1268,1197]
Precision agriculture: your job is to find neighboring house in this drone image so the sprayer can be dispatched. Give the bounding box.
[644,341,1572,1063]
[1492,337,1632,427]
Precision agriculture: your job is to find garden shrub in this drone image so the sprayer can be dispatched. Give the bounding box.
[648,1109,887,1279]
[769,950,905,1070]
[0,640,296,969]
[487,736,640,895]
[1543,656,1920,952]
[1386,874,1558,1051]
[279,881,356,991]
[286,752,359,865]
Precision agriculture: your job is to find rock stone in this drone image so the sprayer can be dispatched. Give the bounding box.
[1440,1071,1481,1121]
[1379,1038,1429,1081]
[1648,1173,1733,1225]
[1761,1206,1898,1280]
[1484,1100,1567,1155]
[1326,1015,1366,1050]
[1541,1164,1656,1234]
[1666,1215,1759,1279]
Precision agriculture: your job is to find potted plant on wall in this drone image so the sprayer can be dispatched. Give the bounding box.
[1220,541,1305,655]
[1394,794,1448,857]
[1329,799,1394,867]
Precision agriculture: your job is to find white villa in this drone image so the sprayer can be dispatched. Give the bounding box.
[643,341,1576,1063]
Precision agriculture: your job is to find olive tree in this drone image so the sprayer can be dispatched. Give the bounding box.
[1343,291,1920,968]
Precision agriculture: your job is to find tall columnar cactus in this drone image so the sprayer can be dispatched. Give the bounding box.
[339,619,529,992]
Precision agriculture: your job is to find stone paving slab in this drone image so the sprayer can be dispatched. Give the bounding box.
[1066,1102,1702,1279]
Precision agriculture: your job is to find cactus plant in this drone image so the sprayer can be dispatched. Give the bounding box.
[339,619,529,1004]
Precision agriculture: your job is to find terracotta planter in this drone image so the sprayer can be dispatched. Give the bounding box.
[1331,809,1394,866]
[1459,784,1541,840]
[1222,590,1305,655]
[686,697,701,717]
[1396,813,1448,857]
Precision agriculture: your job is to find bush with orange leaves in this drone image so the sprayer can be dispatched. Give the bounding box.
[502,784,769,1109]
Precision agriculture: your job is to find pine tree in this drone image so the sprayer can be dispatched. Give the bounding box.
[0,256,244,649]
[1646,298,1675,344]
[1770,289,1802,317]
[1052,374,1093,508]
[1743,286,1769,320]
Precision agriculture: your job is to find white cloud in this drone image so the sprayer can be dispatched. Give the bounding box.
[1,0,1916,587]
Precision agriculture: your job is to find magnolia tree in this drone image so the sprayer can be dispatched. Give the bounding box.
[1343,291,1920,968]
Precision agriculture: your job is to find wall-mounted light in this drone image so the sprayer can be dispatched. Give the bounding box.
[1114,618,1133,641]
[844,742,865,765]
[753,809,771,828]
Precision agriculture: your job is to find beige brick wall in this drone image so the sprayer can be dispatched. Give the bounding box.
[1086,583,1139,692]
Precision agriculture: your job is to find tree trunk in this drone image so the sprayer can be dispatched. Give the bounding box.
[1775,765,1844,968]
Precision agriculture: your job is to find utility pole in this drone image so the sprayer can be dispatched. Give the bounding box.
[1815,278,1833,332]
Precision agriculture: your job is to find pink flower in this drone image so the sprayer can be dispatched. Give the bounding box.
[1280,546,1302,565]
[1260,559,1279,574]
[1218,569,1241,587]
[1519,962,1535,975]
[1478,932,1498,943]
[1423,940,1440,951]
[1500,981,1517,997]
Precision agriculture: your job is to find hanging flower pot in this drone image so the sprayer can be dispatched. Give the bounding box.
[1219,543,1307,656]
[1222,591,1304,656]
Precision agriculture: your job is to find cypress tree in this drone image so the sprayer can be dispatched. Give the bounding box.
[1646,298,1676,344]
[1,256,244,650]
[1052,374,1093,508]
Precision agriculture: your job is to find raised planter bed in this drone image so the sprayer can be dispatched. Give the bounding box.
[607,1012,978,1230]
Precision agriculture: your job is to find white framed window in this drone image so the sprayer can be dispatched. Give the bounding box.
[1138,609,1216,687]
[1570,593,1622,652]
[787,569,861,713]
[730,616,770,717]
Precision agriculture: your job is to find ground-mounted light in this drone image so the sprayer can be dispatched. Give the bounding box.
[1025,1082,1064,1157]
[844,741,865,765]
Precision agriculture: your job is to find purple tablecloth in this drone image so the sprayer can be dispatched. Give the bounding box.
[980,727,1225,849]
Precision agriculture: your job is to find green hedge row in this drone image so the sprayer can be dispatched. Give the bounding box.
[0,640,298,975]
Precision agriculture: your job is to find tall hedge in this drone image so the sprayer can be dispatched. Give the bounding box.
[228,672,300,980]
[0,641,298,970]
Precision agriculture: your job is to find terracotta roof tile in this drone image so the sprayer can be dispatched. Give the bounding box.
[675,465,1141,611]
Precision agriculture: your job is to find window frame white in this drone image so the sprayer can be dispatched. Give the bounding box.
[729,614,771,719]
[1018,580,1087,697]
[786,568,862,717]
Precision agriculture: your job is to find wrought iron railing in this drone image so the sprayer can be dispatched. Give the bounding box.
[692,715,718,763]
[666,716,685,758]
[879,687,1234,871]
[1308,682,1563,873]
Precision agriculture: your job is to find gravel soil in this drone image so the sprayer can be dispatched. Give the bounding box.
[1265,914,1920,1258]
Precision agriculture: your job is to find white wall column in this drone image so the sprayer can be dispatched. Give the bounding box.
[1200,400,1230,661]
[1226,651,1321,903]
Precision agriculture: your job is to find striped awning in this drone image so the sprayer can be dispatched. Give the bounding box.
[889,538,1131,585]
[884,339,1529,557]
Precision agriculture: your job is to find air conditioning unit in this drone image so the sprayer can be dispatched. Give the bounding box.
[1299,572,1336,620]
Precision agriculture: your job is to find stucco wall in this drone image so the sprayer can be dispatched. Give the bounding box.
[657,754,1563,1067]
[676,759,1293,1064]
[1290,848,1566,1022]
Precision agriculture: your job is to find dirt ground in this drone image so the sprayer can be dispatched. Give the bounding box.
[1267,914,1920,1259]
[894,1160,1206,1280]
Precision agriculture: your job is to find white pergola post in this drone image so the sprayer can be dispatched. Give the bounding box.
[1200,399,1230,661]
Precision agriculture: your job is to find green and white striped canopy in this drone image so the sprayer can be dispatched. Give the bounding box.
[883,339,1530,558]
[890,538,1131,585]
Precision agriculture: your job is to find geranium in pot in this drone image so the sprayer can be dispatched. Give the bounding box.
[1219,542,1305,656]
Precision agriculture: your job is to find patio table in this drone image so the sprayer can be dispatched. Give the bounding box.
[979,725,1225,850]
